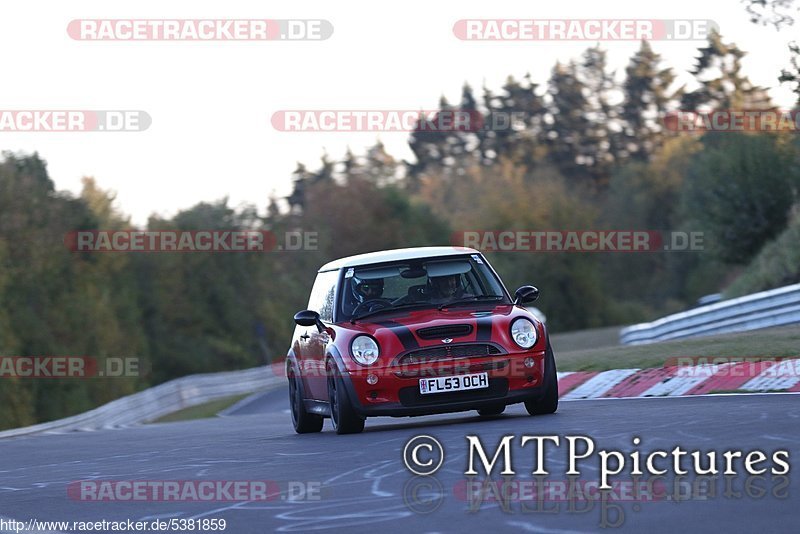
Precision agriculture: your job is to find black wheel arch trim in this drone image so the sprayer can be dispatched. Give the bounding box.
[285,350,311,402]
[326,345,364,412]
[542,334,557,392]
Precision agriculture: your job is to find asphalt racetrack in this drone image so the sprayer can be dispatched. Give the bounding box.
[1,388,797,533]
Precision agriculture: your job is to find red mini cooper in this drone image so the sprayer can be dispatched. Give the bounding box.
[286,247,558,434]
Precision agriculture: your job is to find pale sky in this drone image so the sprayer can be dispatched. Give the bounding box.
[1,0,797,225]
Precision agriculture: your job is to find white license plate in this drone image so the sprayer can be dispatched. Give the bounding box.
[419,372,489,395]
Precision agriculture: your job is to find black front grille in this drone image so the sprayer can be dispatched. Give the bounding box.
[395,359,509,378]
[399,343,503,364]
[416,324,473,340]
[399,378,509,407]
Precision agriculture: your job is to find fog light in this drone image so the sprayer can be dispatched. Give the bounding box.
[524,357,535,368]
[366,374,378,385]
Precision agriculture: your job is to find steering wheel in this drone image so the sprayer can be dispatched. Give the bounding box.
[352,298,393,317]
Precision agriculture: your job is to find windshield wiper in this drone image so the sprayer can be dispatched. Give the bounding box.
[350,302,433,324]
[438,295,505,310]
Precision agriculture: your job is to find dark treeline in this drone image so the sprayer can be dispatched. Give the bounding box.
[1,32,799,429]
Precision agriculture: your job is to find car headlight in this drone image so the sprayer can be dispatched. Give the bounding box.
[351,335,380,365]
[510,318,538,349]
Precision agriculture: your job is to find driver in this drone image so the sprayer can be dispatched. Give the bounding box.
[428,274,465,300]
[353,278,384,303]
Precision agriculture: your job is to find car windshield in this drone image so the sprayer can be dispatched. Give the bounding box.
[339,255,509,322]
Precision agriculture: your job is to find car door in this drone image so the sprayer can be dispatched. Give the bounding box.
[297,269,338,399]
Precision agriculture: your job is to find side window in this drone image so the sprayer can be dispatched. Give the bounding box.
[307,270,339,322]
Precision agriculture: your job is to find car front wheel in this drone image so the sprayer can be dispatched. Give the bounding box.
[326,361,365,434]
[524,342,559,416]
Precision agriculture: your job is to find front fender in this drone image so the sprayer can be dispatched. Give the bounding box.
[326,345,349,375]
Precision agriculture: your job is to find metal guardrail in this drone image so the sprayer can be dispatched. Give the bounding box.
[0,366,282,439]
[620,283,800,345]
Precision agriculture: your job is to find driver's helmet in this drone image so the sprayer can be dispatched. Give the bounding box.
[429,274,461,298]
[352,277,384,303]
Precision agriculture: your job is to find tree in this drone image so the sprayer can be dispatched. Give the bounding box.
[0,154,146,426]
[346,141,400,187]
[778,41,800,106]
[581,46,624,183]
[741,1,800,107]
[743,0,797,28]
[544,48,623,188]
[545,60,592,183]
[298,176,449,259]
[681,31,773,111]
[681,132,800,264]
[286,154,334,213]
[602,136,709,306]
[621,41,679,160]
[286,162,313,213]
[406,96,456,181]
[139,200,267,382]
[481,74,547,167]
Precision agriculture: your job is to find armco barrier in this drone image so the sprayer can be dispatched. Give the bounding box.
[620,283,800,345]
[0,366,282,439]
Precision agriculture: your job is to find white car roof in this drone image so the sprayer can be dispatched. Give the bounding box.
[319,246,480,271]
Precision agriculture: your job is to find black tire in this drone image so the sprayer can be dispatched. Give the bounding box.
[524,341,559,416]
[326,360,365,434]
[477,404,506,416]
[288,369,323,434]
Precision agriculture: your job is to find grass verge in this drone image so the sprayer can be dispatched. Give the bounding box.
[552,324,800,372]
[150,393,253,423]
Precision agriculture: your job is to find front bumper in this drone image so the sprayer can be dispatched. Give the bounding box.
[340,349,550,417]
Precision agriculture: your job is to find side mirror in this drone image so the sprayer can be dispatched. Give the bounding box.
[514,285,539,305]
[294,310,324,332]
